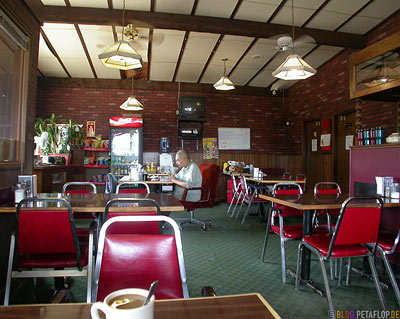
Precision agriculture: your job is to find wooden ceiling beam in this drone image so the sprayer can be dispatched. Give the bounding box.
[42,5,366,49]
[37,77,284,97]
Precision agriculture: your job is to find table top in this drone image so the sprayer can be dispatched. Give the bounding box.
[259,192,400,210]
[0,193,184,213]
[0,293,280,319]
[246,177,305,184]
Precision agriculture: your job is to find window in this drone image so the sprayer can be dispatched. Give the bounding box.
[0,9,29,167]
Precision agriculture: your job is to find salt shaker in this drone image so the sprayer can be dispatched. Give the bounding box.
[15,183,26,204]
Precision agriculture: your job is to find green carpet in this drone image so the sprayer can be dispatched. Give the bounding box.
[7,203,399,318]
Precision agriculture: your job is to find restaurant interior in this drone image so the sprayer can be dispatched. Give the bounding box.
[1,0,400,318]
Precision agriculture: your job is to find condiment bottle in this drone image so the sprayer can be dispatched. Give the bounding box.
[15,183,26,203]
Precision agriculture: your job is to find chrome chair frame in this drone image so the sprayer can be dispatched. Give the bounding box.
[116,181,150,194]
[62,181,97,195]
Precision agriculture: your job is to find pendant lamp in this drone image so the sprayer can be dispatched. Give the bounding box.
[120,77,143,111]
[362,63,399,87]
[272,0,316,80]
[214,58,235,90]
[98,0,143,70]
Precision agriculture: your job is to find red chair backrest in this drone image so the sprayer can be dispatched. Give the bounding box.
[97,234,183,301]
[334,200,382,246]
[199,163,220,205]
[18,209,76,254]
[273,185,303,217]
[65,189,94,194]
[104,199,160,234]
[117,189,148,194]
[314,182,341,195]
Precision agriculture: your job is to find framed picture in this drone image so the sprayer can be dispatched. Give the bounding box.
[86,121,95,137]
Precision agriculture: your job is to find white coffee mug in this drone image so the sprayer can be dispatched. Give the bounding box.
[91,288,155,319]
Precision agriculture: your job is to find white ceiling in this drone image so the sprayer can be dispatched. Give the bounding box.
[38,0,400,91]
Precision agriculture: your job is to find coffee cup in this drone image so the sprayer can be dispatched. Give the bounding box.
[91,288,154,319]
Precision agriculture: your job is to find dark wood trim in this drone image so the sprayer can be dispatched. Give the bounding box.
[191,0,199,15]
[21,0,44,24]
[334,0,375,32]
[147,28,153,80]
[74,24,97,78]
[227,38,257,77]
[172,31,189,82]
[230,0,243,19]
[150,0,155,12]
[40,28,71,78]
[42,6,367,49]
[37,77,284,97]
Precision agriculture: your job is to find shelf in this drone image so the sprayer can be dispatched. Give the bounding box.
[84,147,109,152]
[83,165,109,168]
[351,143,400,150]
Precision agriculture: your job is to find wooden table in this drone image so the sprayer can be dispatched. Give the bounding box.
[246,177,305,184]
[119,176,173,184]
[0,293,281,319]
[0,193,184,213]
[259,192,400,293]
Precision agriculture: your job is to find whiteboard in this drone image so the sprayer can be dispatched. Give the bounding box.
[218,128,250,150]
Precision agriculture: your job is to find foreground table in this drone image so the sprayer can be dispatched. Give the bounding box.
[0,293,281,319]
[0,193,184,213]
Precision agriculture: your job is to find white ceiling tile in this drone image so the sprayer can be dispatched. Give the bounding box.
[38,57,68,77]
[178,32,219,65]
[293,0,326,10]
[41,0,65,5]
[38,34,54,59]
[175,63,205,82]
[306,11,349,31]
[42,23,86,59]
[69,0,108,8]
[229,67,259,85]
[304,45,345,68]
[338,16,382,34]
[323,0,369,15]
[93,59,121,79]
[150,62,176,81]
[151,30,185,63]
[113,0,150,11]
[196,0,238,18]
[234,38,277,69]
[359,0,400,19]
[155,0,195,14]
[248,69,274,87]
[62,58,94,78]
[234,1,277,22]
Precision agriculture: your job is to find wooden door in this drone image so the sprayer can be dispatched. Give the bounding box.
[334,112,356,193]
[304,120,322,191]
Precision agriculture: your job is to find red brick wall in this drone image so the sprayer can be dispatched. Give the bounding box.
[36,88,290,154]
[286,11,400,154]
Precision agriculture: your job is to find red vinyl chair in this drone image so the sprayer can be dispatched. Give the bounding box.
[4,198,93,305]
[116,181,150,194]
[261,182,303,283]
[179,163,220,230]
[92,215,189,302]
[62,181,98,243]
[295,197,386,312]
[313,182,342,232]
[296,174,306,192]
[376,229,400,306]
[103,198,160,235]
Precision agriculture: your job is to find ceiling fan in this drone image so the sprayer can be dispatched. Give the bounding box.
[274,34,315,52]
[123,25,165,48]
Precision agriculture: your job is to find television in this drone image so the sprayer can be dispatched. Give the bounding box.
[179,97,205,120]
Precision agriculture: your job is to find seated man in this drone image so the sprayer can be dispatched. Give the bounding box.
[168,150,202,201]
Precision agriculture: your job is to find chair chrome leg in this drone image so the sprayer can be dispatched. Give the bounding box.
[380,251,400,306]
[241,201,252,224]
[261,211,272,262]
[4,234,15,306]
[346,257,352,286]
[330,259,335,280]
[227,196,235,215]
[318,256,334,312]
[295,243,303,290]
[235,200,245,219]
[368,255,387,310]
[338,258,343,286]
[280,237,287,284]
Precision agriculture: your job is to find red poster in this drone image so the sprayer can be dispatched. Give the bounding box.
[320,118,332,151]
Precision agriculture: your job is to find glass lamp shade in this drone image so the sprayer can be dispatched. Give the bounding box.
[213,76,235,90]
[98,40,143,70]
[272,54,316,80]
[119,96,144,111]
[362,65,399,87]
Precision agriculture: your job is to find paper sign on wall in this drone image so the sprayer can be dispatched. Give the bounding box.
[345,135,354,150]
[320,134,331,148]
[311,139,318,152]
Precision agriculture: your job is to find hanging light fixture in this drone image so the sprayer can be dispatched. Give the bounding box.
[120,77,144,111]
[272,0,316,80]
[214,58,235,90]
[98,0,143,70]
[361,62,399,87]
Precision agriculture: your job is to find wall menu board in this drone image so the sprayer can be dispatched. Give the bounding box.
[218,128,250,150]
